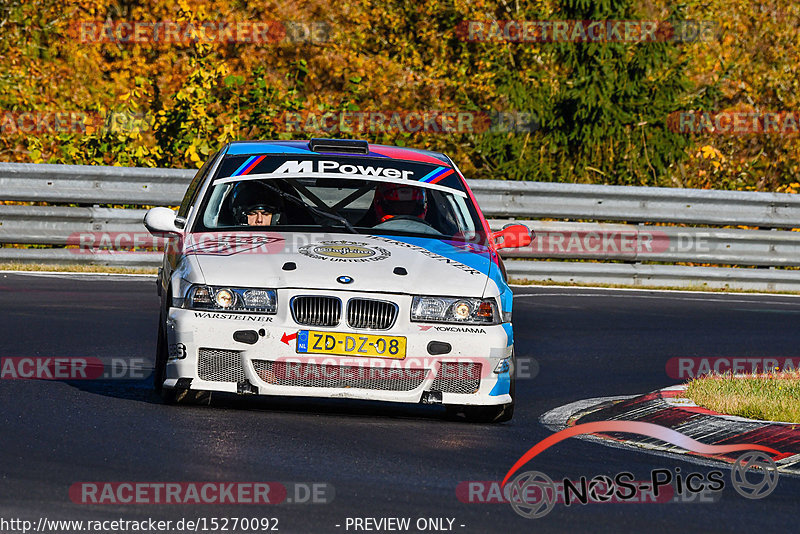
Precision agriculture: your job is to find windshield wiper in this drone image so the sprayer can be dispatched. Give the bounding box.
[256,181,358,234]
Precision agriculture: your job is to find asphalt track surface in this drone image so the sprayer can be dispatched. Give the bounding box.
[2,272,800,533]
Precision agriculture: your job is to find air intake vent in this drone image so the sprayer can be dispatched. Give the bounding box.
[309,138,369,154]
[253,360,426,391]
[430,362,482,394]
[198,348,245,382]
[347,298,398,330]
[291,296,341,327]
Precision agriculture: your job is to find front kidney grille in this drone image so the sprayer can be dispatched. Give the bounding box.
[290,296,341,327]
[346,298,398,330]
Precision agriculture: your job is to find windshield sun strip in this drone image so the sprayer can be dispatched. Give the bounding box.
[211,172,468,198]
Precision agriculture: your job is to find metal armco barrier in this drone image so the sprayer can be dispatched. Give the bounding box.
[1,162,800,290]
[0,162,191,205]
[0,205,147,245]
[472,180,800,227]
[503,261,800,293]
[485,220,800,267]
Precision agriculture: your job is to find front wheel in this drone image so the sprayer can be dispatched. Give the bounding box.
[154,308,209,405]
[154,314,181,404]
[154,312,168,396]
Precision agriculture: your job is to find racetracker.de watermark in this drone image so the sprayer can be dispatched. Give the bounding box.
[500,227,725,258]
[67,228,722,259]
[666,357,800,379]
[70,20,333,44]
[0,357,149,380]
[68,232,296,256]
[277,110,537,135]
[0,111,151,136]
[668,111,800,136]
[459,477,699,505]
[69,482,333,505]
[456,20,718,43]
[256,356,537,383]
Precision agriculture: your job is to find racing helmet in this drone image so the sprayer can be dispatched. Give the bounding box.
[229,181,282,225]
[373,183,427,223]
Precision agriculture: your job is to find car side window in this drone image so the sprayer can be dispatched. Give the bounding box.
[178,151,219,219]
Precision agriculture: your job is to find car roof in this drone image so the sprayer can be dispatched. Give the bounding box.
[225,140,453,167]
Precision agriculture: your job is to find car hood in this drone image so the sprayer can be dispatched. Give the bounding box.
[182,232,494,297]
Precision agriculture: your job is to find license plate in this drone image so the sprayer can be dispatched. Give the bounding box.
[296,331,406,359]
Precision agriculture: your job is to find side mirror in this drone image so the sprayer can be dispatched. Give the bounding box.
[144,207,184,236]
[492,223,533,250]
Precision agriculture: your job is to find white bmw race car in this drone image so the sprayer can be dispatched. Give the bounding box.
[144,138,532,422]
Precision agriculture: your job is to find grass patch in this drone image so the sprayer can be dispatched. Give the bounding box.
[0,263,157,275]
[686,371,800,423]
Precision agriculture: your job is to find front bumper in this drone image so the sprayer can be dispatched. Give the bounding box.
[163,296,513,406]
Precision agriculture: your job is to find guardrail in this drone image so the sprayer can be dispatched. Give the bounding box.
[0,162,190,205]
[472,180,800,227]
[2,162,799,291]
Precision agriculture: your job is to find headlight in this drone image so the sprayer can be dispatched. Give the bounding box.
[411,296,500,324]
[186,286,277,314]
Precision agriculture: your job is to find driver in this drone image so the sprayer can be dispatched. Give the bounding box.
[372,183,427,224]
[229,181,283,226]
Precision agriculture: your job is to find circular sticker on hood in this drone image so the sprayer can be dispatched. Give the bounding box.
[299,241,391,262]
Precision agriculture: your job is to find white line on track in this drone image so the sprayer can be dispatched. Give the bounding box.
[0,270,156,280]
[514,292,800,306]
[510,282,800,298]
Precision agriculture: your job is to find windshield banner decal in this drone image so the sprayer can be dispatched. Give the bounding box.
[212,155,466,196]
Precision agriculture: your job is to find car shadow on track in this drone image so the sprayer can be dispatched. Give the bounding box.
[64,377,159,403]
[63,377,492,423]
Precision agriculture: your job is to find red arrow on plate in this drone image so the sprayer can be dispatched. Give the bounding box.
[281,332,298,344]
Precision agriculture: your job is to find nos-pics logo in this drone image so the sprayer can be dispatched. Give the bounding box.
[501,421,781,519]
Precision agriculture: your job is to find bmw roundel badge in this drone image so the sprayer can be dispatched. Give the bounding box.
[337,276,353,284]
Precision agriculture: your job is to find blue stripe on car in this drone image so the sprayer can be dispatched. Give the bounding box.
[490,371,511,396]
[231,155,258,176]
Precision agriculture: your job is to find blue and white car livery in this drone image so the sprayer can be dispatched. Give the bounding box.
[145,138,531,422]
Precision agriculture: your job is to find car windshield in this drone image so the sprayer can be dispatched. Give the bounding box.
[192,154,487,244]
